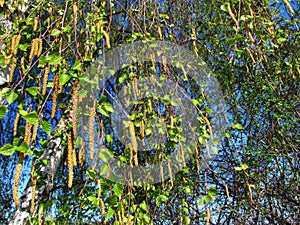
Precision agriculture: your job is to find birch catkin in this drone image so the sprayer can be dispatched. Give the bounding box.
[72,83,79,136]
[13,113,20,136]
[13,152,25,207]
[33,17,38,31]
[30,160,37,213]
[129,121,138,166]
[9,57,17,82]
[11,34,21,55]
[67,130,74,188]
[42,66,49,96]
[51,75,58,118]
[24,121,33,145]
[88,106,96,160]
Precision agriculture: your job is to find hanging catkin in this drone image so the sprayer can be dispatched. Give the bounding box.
[42,66,49,96]
[67,130,74,188]
[13,113,20,136]
[51,75,58,118]
[11,34,21,55]
[31,124,38,143]
[30,159,37,213]
[37,38,43,57]
[13,152,25,207]
[72,83,79,136]
[0,0,4,7]
[88,106,96,160]
[24,121,33,145]
[9,57,17,82]
[78,141,84,167]
[128,121,138,166]
[33,17,38,31]
[100,198,106,224]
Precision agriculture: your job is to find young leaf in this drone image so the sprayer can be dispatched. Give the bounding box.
[0,144,15,156]
[0,106,7,119]
[23,111,39,125]
[41,121,51,135]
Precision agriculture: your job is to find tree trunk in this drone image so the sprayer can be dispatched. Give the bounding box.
[9,118,67,225]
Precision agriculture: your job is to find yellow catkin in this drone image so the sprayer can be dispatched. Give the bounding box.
[29,39,38,60]
[42,66,49,96]
[140,120,145,142]
[227,3,238,26]
[30,160,37,213]
[129,121,138,166]
[20,57,25,72]
[13,152,25,207]
[51,75,58,118]
[13,113,20,136]
[88,106,95,160]
[9,57,17,82]
[101,27,111,49]
[283,0,294,15]
[100,198,105,218]
[4,55,11,65]
[31,124,38,143]
[72,83,79,136]
[194,147,200,171]
[37,38,43,57]
[33,17,38,31]
[160,155,164,184]
[67,130,74,188]
[33,39,39,56]
[206,207,211,225]
[0,0,4,7]
[73,3,78,26]
[78,141,84,167]
[24,121,33,145]
[192,28,199,56]
[12,34,21,55]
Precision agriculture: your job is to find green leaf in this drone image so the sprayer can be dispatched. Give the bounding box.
[113,183,124,198]
[241,163,249,170]
[98,150,113,163]
[47,54,62,65]
[160,194,168,202]
[17,43,28,51]
[23,111,39,125]
[106,195,117,206]
[6,92,18,105]
[86,169,96,179]
[41,121,51,135]
[103,102,114,113]
[105,207,114,221]
[58,72,71,86]
[26,87,38,97]
[16,142,29,153]
[0,106,8,119]
[220,3,229,12]
[100,163,110,176]
[207,187,218,197]
[232,123,243,130]
[0,144,15,156]
[235,166,242,171]
[277,37,286,44]
[51,29,61,37]
[139,201,148,211]
[73,61,82,71]
[63,26,72,33]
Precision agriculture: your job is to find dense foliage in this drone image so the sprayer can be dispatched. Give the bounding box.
[0,0,299,224]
